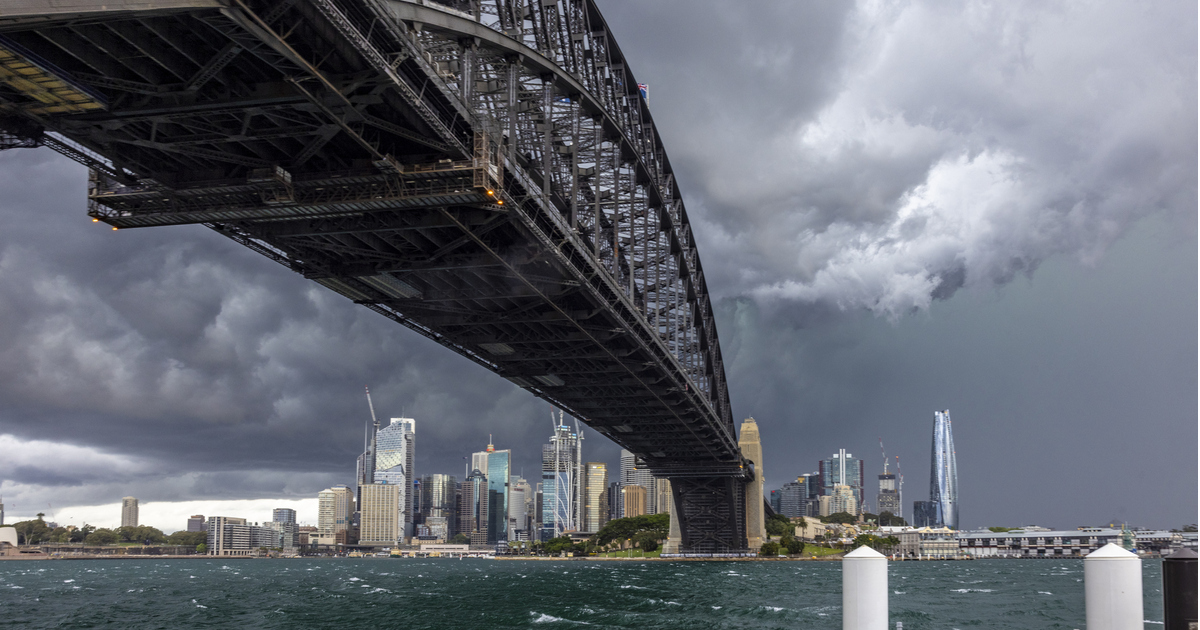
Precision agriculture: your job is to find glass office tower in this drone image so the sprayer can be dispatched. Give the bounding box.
[929,409,959,529]
[915,410,959,528]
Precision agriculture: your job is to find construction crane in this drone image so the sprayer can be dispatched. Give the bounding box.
[879,438,889,475]
[895,455,905,519]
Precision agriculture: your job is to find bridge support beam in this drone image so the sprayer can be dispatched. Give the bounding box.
[665,475,748,554]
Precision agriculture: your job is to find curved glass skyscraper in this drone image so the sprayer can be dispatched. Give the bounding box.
[915,410,959,529]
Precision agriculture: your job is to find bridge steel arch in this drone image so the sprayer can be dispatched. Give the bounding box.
[0,0,752,552]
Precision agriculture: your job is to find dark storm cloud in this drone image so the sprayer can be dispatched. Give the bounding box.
[0,0,1194,528]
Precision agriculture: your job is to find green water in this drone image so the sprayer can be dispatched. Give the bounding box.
[0,558,1165,628]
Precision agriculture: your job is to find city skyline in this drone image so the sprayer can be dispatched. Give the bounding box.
[0,0,1193,533]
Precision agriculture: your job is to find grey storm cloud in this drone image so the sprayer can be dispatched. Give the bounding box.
[0,0,1194,528]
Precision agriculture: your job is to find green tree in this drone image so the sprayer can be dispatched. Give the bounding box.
[196,543,207,554]
[117,525,166,544]
[825,512,857,525]
[84,529,119,546]
[632,531,659,553]
[759,541,781,556]
[594,514,669,547]
[878,511,908,527]
[451,533,469,544]
[12,517,53,545]
[766,514,793,538]
[853,533,879,549]
[781,534,804,555]
[167,531,207,547]
[988,526,1016,533]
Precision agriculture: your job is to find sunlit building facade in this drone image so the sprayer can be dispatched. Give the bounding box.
[583,462,608,533]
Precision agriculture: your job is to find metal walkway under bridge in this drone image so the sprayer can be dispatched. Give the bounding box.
[0,0,754,552]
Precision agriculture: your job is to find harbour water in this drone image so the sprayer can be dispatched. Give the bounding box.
[0,557,1165,628]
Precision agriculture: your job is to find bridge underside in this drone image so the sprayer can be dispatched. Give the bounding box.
[0,0,752,551]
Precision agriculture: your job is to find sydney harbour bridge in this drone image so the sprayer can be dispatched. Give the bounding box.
[0,0,766,553]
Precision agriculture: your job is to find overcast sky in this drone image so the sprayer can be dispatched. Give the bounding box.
[0,0,1194,532]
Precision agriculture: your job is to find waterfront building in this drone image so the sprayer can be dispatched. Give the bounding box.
[206,516,246,555]
[769,489,781,514]
[542,423,583,538]
[914,410,959,529]
[956,527,1123,558]
[420,474,458,538]
[186,515,206,532]
[818,451,864,514]
[621,484,647,518]
[208,516,287,556]
[121,496,138,528]
[263,519,300,552]
[472,439,510,543]
[359,483,400,546]
[272,508,296,524]
[317,485,355,538]
[583,462,608,533]
[606,481,620,522]
[376,418,416,538]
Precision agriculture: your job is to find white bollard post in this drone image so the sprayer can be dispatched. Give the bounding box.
[843,545,888,630]
[1085,543,1143,630]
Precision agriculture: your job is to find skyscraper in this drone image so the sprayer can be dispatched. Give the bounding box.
[459,468,489,545]
[121,497,138,528]
[376,417,415,538]
[914,410,959,529]
[621,484,646,518]
[583,462,608,533]
[778,481,807,518]
[359,483,400,546]
[471,438,510,543]
[317,485,354,538]
[620,449,657,514]
[272,508,297,524]
[819,450,864,514]
[541,421,582,538]
[187,515,206,532]
[420,474,458,539]
[509,476,532,541]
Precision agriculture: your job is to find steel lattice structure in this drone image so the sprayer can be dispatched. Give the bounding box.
[0,0,750,552]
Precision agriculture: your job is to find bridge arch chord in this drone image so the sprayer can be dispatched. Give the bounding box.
[363,0,738,464]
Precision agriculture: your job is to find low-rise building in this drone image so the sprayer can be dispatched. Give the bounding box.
[957,528,1122,558]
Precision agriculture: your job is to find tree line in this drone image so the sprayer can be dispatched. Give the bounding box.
[9,515,207,550]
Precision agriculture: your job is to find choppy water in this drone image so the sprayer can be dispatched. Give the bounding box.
[0,557,1164,629]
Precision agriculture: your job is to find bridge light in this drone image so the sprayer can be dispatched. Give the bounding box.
[112,227,118,231]
[497,200,504,205]
[91,218,98,223]
[486,189,494,196]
